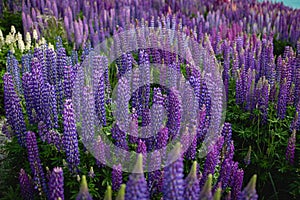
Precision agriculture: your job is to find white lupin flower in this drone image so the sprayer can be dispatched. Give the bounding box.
[0,30,4,43]
[11,26,16,36]
[25,32,31,44]
[48,42,55,50]
[5,34,14,45]
[33,29,38,40]
[39,37,46,45]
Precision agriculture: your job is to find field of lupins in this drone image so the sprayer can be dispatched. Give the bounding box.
[0,0,299,199]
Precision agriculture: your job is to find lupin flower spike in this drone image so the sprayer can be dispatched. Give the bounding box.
[184,161,200,200]
[199,174,212,200]
[76,175,93,200]
[238,174,258,200]
[244,146,252,165]
[213,187,221,200]
[104,186,112,200]
[163,142,184,200]
[116,184,126,200]
[125,154,149,200]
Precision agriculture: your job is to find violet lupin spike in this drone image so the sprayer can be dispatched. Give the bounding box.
[128,109,139,144]
[238,174,258,200]
[286,129,296,165]
[184,161,200,200]
[232,169,244,200]
[290,102,300,131]
[277,78,288,119]
[22,72,35,124]
[162,143,184,200]
[63,99,80,172]
[112,164,123,191]
[19,169,34,200]
[63,65,73,100]
[148,150,162,195]
[199,174,213,200]
[125,154,149,200]
[49,167,64,200]
[3,73,26,146]
[155,127,169,150]
[26,131,48,197]
[200,144,220,188]
[166,88,182,139]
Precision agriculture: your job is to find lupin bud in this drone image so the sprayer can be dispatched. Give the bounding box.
[125,154,149,200]
[199,174,212,200]
[184,161,200,200]
[213,187,221,200]
[76,175,93,200]
[104,186,112,200]
[116,184,126,200]
[238,174,258,200]
[244,146,251,165]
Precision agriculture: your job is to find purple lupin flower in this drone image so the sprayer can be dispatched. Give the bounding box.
[155,127,169,151]
[3,73,26,146]
[112,164,123,191]
[19,169,34,200]
[163,143,184,200]
[238,174,258,200]
[34,48,46,81]
[26,131,47,197]
[111,124,128,151]
[125,154,149,200]
[221,123,232,147]
[166,88,181,139]
[199,174,213,200]
[232,169,244,200]
[197,105,207,144]
[290,102,300,131]
[49,84,58,129]
[216,158,232,191]
[56,47,67,80]
[184,127,197,160]
[131,68,140,112]
[2,123,12,139]
[49,167,64,200]
[151,87,165,137]
[63,65,73,100]
[93,56,106,126]
[45,48,57,85]
[184,161,200,200]
[148,150,162,195]
[63,99,80,172]
[277,78,288,119]
[200,143,220,187]
[138,51,150,117]
[46,130,62,150]
[128,110,139,144]
[22,72,35,124]
[38,121,47,142]
[286,130,296,165]
[76,175,93,200]
[244,146,252,165]
[115,76,130,132]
